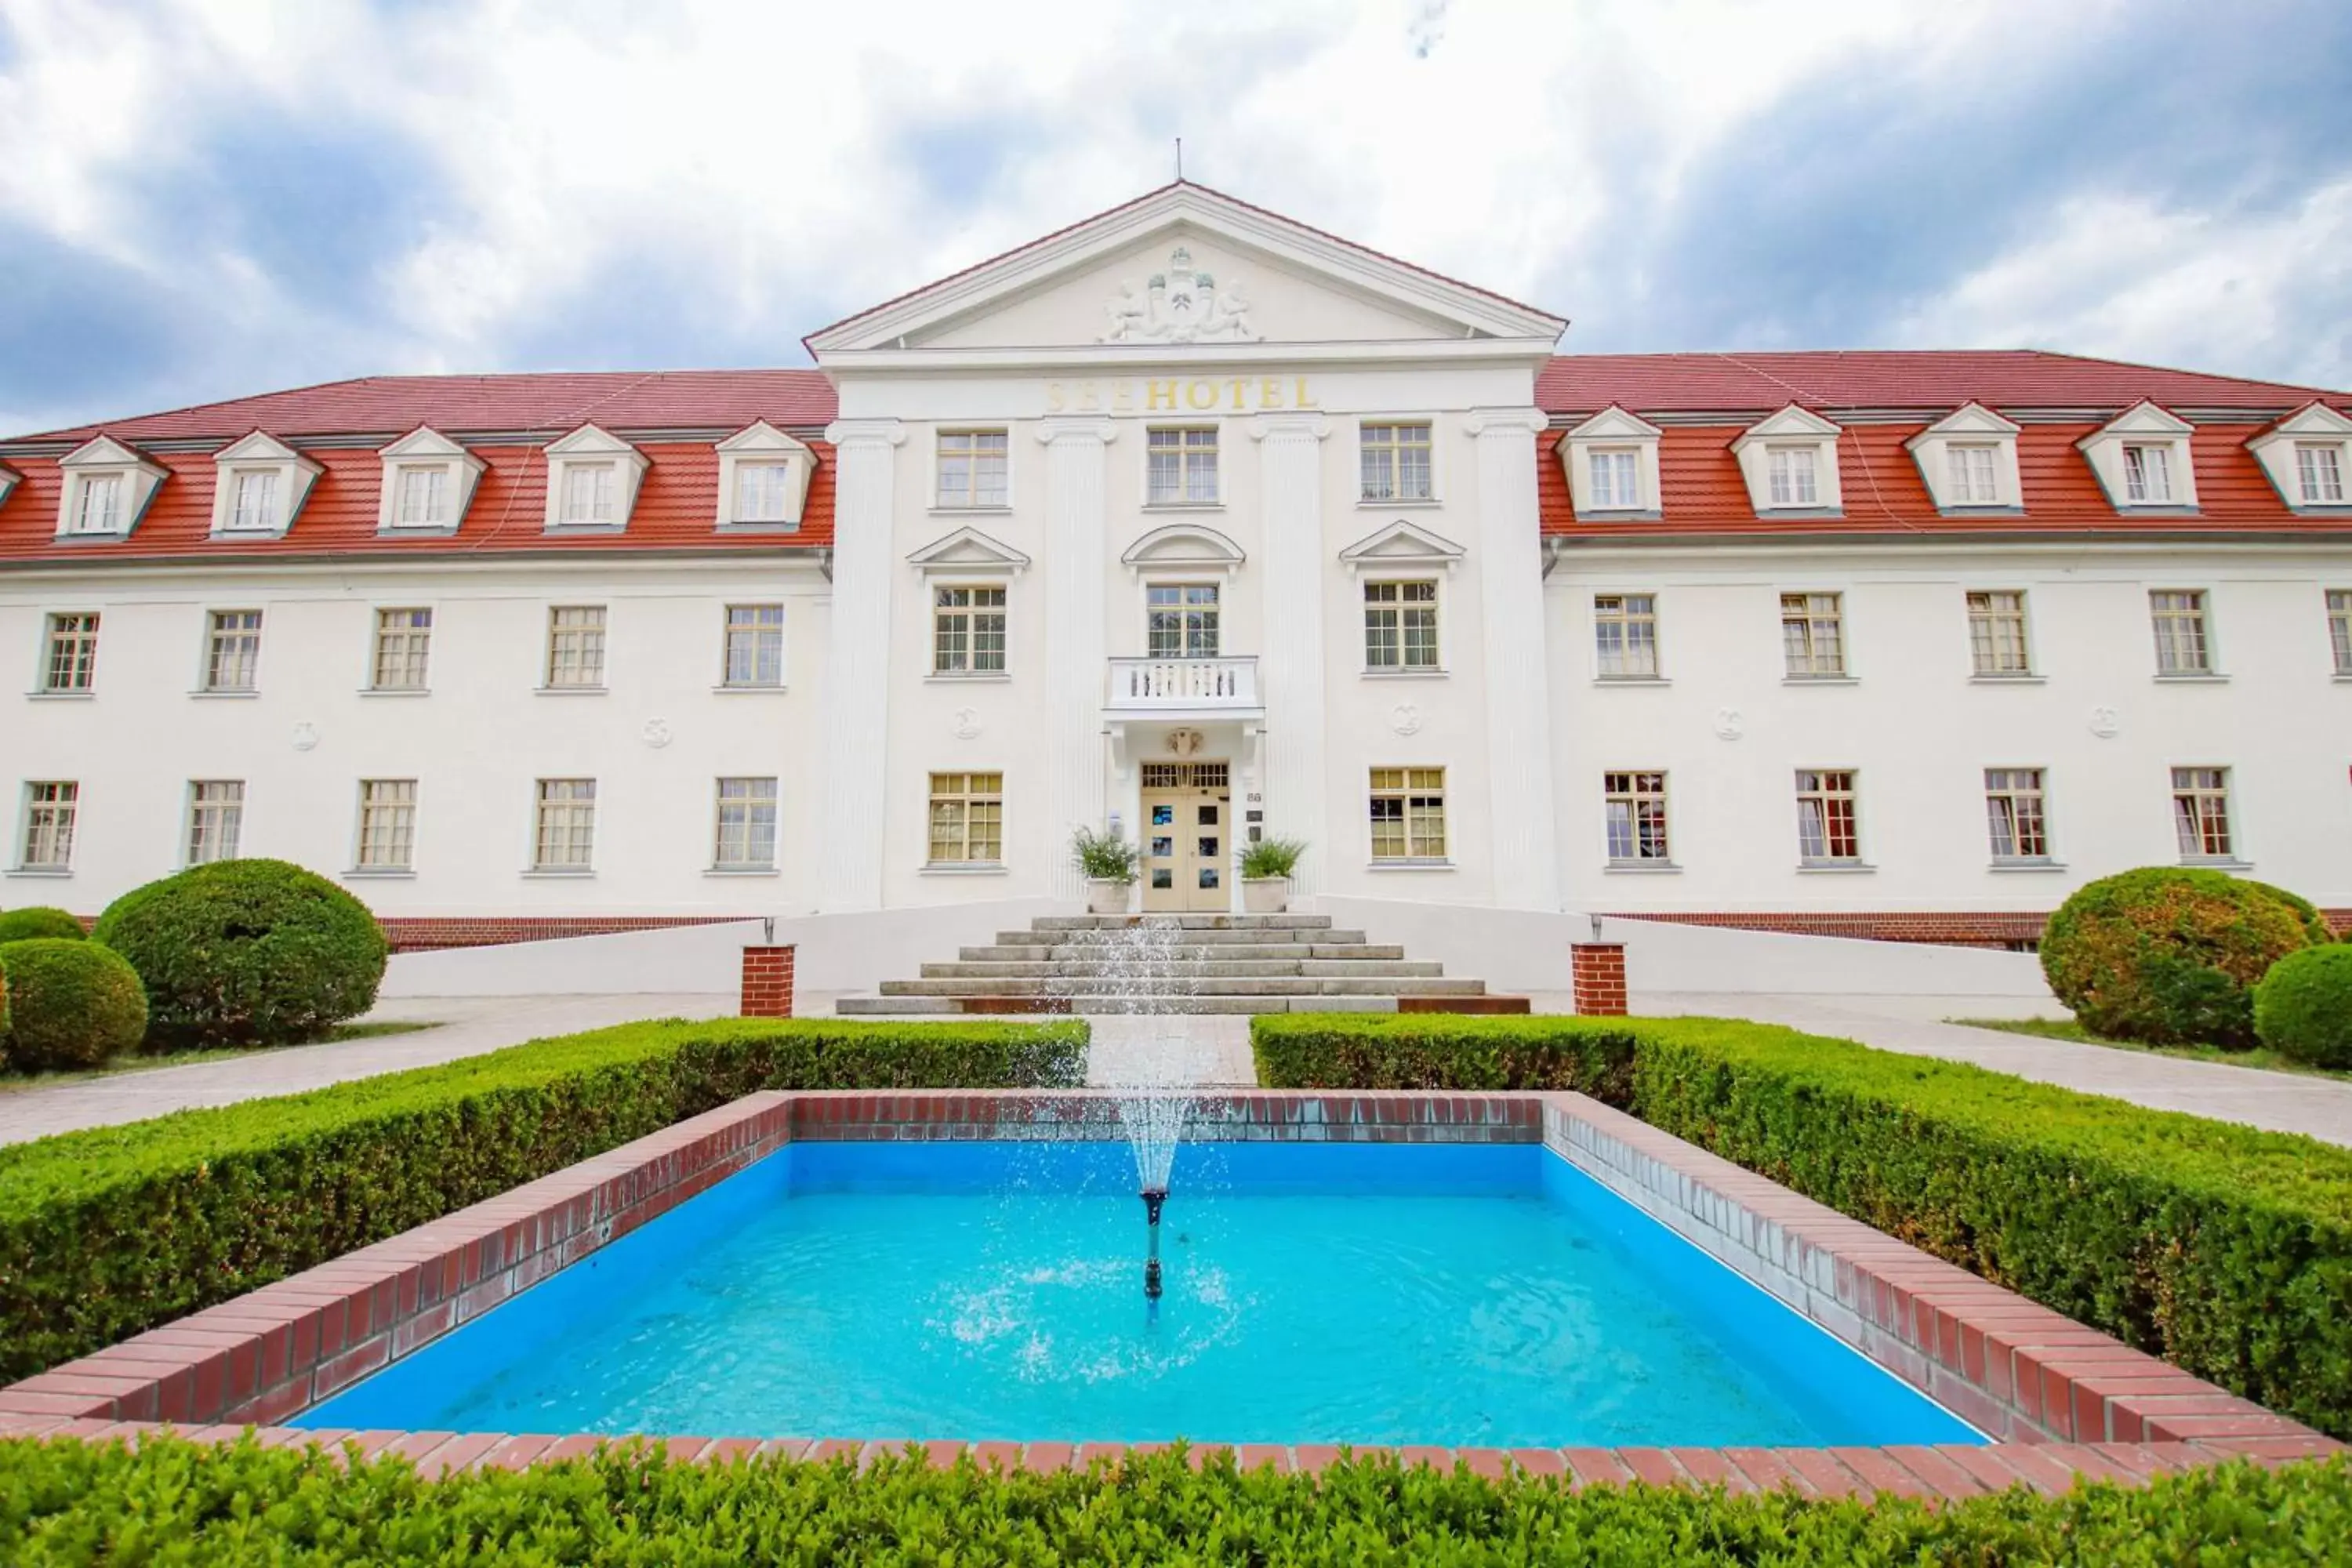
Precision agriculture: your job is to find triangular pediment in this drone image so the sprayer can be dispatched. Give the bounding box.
[215,430,305,463]
[2083,400,2193,445]
[908,525,1031,574]
[61,434,164,472]
[716,420,812,456]
[1909,401,2020,447]
[807,183,1563,360]
[1738,404,1842,442]
[2257,401,2352,440]
[1338,517,1465,572]
[381,426,474,459]
[545,422,641,458]
[1562,405,1661,442]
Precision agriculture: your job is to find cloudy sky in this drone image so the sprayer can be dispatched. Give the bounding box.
[3,0,2349,435]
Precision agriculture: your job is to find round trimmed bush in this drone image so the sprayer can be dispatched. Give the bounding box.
[2041,868,2320,1049]
[2254,944,2352,1069]
[93,858,388,1050]
[0,906,85,943]
[0,938,147,1071]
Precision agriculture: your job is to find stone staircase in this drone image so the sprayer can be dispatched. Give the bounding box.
[836,912,1522,1015]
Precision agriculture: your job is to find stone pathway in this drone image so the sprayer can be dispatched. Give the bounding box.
[0,993,734,1148]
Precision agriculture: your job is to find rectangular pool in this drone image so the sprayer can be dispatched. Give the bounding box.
[298,1140,1980,1448]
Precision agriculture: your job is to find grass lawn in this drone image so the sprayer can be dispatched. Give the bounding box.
[0,1018,441,1094]
[1951,1015,2352,1081]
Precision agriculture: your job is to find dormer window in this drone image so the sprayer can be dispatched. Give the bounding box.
[1560,408,1662,518]
[2298,443,2346,504]
[2078,402,2198,512]
[54,435,169,541]
[1590,449,1640,508]
[1766,446,1818,506]
[1732,406,1842,514]
[230,470,278,531]
[1909,403,2024,513]
[1947,445,2000,504]
[539,423,648,533]
[2247,403,2352,513]
[561,462,619,524]
[713,421,815,531]
[206,432,320,539]
[376,427,485,535]
[0,464,19,511]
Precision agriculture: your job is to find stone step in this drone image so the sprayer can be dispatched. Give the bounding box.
[1029,913,1336,931]
[958,942,1406,963]
[919,959,1447,980]
[992,929,1370,948]
[878,975,1486,998]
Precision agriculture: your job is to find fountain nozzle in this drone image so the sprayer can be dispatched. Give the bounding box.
[1142,1187,1167,1300]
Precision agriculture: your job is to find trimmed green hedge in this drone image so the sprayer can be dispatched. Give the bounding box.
[0,1017,1084,1381]
[0,908,84,944]
[1,1437,2346,1565]
[2256,945,2352,1069]
[1255,1013,2352,1439]
[0,939,147,1073]
[2039,867,2321,1048]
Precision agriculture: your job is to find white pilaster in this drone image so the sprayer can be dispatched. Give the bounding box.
[817,418,904,910]
[1250,412,1331,894]
[1039,416,1117,899]
[1466,407,1563,909]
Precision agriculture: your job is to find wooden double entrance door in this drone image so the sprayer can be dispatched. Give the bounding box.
[1140,760,1230,913]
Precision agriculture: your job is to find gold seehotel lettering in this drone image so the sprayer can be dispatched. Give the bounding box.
[1044,376,1316,415]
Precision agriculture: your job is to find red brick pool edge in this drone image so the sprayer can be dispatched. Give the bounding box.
[2,1090,2339,1499]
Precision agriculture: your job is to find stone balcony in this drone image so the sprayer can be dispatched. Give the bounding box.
[1102,655,1263,720]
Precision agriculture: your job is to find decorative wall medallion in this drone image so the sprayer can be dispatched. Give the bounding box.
[2088,706,2122,739]
[952,706,982,740]
[641,717,673,749]
[1388,702,1423,737]
[1100,245,1260,343]
[1711,708,1744,741]
[1166,727,1205,757]
[290,721,320,752]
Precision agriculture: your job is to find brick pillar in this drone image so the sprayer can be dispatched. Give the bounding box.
[1570,943,1627,1017]
[741,945,797,1018]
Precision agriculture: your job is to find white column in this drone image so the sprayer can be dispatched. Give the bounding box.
[1038,416,1117,899]
[1250,412,1331,895]
[816,417,904,910]
[1466,407,1563,909]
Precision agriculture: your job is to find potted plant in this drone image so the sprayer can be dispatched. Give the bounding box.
[1239,836,1307,913]
[1070,826,1139,916]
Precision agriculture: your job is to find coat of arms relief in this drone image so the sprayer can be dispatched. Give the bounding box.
[1099,245,1262,344]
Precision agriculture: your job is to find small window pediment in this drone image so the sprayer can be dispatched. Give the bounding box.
[542,422,649,533]
[55,434,169,540]
[1730,405,1843,515]
[1559,405,1662,518]
[1338,517,1465,574]
[209,430,323,539]
[2247,401,2352,513]
[714,421,815,531]
[376,426,486,535]
[909,524,1031,576]
[1120,521,1246,576]
[1906,401,2024,513]
[2077,401,2198,512]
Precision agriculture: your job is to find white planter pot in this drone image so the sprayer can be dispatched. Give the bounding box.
[1086,878,1134,916]
[1241,877,1289,914]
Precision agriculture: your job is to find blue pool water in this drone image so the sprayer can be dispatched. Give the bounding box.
[299,1141,1980,1447]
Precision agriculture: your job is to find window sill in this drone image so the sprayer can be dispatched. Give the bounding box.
[1141,501,1225,513]
[4,866,71,878]
[189,689,260,699]
[1991,858,2068,873]
[1783,675,1858,687]
[921,862,1008,875]
[1356,496,1441,509]
[521,868,595,879]
[927,505,1014,517]
[717,519,804,534]
[2154,673,2228,684]
[26,690,95,700]
[535,685,609,696]
[2180,857,2254,871]
[377,523,461,539]
[209,527,291,542]
[341,868,416,880]
[1361,667,1447,679]
[1593,675,1669,687]
[706,866,781,877]
[1969,673,2044,684]
[1796,862,1877,874]
[1367,858,1455,872]
[713,683,789,695]
[1602,860,1681,873]
[543,521,627,535]
[359,688,431,698]
[926,671,1011,683]
[2336,673,2352,682]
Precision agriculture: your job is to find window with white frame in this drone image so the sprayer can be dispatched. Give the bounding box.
[558,462,619,525]
[732,463,795,524]
[933,586,1007,674]
[2122,443,2175,504]
[713,776,779,870]
[936,430,1010,508]
[1145,427,1218,505]
[1359,422,1433,502]
[2329,590,2352,675]
[1369,767,1446,862]
[204,610,263,691]
[927,771,1003,864]
[1593,593,1659,678]
[41,613,99,693]
[1966,590,2032,676]
[355,779,416,870]
[2298,442,2347,505]
[17,782,77,870]
[2149,590,2212,675]
[1604,771,1671,865]
[227,470,279,532]
[1780,592,1847,677]
[546,605,607,688]
[1984,768,2049,862]
[1363,580,1438,670]
[532,779,597,871]
[73,474,124,535]
[1588,448,1641,509]
[371,608,433,691]
[1947,444,2001,504]
[723,604,784,688]
[1766,446,1819,506]
[2171,767,2235,861]
[395,466,451,528]
[185,780,244,866]
[1147,583,1219,659]
[1795,770,1861,865]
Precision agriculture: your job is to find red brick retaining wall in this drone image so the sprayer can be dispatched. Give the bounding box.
[740,946,797,1018]
[377,915,750,953]
[2,1090,2335,1496]
[1570,942,1628,1014]
[1608,908,2352,949]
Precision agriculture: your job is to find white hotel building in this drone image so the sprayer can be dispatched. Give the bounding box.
[3,183,2348,959]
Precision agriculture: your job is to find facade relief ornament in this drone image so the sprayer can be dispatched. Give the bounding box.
[1165,727,1205,757]
[1711,708,1744,742]
[1099,245,1261,343]
[641,717,673,749]
[2087,706,2122,739]
[290,721,320,752]
[952,706,982,740]
[1388,702,1423,737]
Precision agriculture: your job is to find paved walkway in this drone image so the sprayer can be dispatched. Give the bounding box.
[0,993,734,1148]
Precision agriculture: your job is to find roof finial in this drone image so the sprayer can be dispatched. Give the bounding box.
[1174,136,1183,183]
